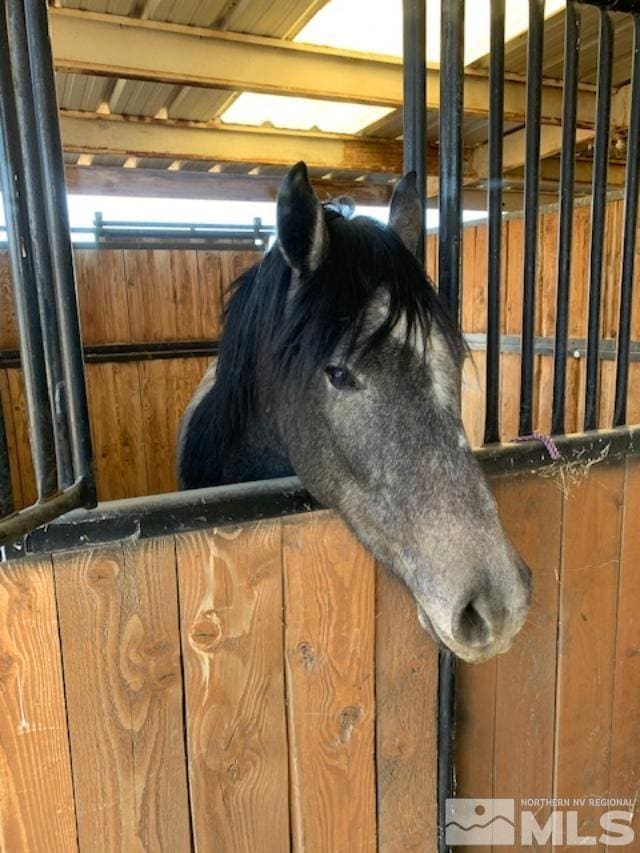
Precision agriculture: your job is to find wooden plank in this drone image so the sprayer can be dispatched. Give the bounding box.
[538,210,558,338]
[461,226,476,332]
[608,457,640,840]
[0,252,17,350]
[504,218,524,336]
[5,369,36,509]
[54,538,190,851]
[471,224,488,333]
[74,249,131,345]
[138,355,210,495]
[462,350,486,448]
[176,522,290,853]
[492,474,563,845]
[195,251,225,341]
[0,556,78,852]
[455,658,497,853]
[554,462,625,837]
[219,251,263,310]
[283,512,376,851]
[124,249,202,342]
[568,205,590,340]
[499,352,520,441]
[0,369,23,510]
[375,565,438,852]
[85,362,149,500]
[602,199,623,340]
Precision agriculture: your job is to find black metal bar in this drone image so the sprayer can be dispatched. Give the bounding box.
[551,1,581,436]
[0,396,12,519]
[4,424,640,560]
[584,10,614,432]
[438,0,465,323]
[22,0,95,501]
[519,0,545,437]
[6,0,73,488]
[613,15,640,427]
[437,650,456,853]
[0,2,57,500]
[484,0,505,445]
[0,479,89,549]
[402,0,427,264]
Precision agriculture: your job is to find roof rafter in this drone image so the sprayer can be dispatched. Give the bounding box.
[49,7,604,129]
[60,110,450,175]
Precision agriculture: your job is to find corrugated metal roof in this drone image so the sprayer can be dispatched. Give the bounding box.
[54,1,638,188]
[469,6,636,87]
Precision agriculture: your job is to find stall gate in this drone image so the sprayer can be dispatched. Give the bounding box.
[1,457,639,851]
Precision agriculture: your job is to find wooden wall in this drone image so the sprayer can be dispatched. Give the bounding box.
[1,196,639,508]
[0,510,438,852]
[1,456,638,851]
[456,453,640,851]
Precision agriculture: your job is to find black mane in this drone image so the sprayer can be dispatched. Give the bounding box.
[180,206,464,487]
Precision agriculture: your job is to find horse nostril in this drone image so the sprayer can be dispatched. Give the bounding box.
[452,595,497,648]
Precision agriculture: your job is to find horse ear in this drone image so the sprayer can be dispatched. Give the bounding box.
[388,171,422,256]
[277,161,328,273]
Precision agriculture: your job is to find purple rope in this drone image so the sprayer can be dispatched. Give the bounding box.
[514,432,562,461]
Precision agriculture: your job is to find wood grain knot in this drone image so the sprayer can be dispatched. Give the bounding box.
[296,641,315,668]
[190,613,222,653]
[338,705,362,744]
[87,562,119,588]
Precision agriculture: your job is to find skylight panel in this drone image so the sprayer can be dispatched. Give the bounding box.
[220,93,394,135]
[295,0,566,67]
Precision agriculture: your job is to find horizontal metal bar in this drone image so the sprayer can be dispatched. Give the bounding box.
[1,476,316,559]
[3,427,640,561]
[0,341,219,369]
[3,334,640,371]
[466,333,640,360]
[0,478,90,551]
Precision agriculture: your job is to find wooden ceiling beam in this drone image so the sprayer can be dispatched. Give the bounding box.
[49,7,603,128]
[63,164,397,204]
[59,111,423,174]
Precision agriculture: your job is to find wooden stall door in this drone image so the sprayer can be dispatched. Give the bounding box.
[0,512,439,852]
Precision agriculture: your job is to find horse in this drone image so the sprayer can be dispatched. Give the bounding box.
[178,161,531,664]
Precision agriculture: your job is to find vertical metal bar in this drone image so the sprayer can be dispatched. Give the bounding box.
[519,0,545,437]
[437,650,456,853]
[438,0,465,323]
[483,0,505,446]
[584,10,613,432]
[23,0,95,500]
[0,1,57,500]
[551,1,581,436]
[402,0,427,265]
[6,0,73,488]
[613,14,640,428]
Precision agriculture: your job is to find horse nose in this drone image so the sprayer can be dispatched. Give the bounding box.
[451,591,506,649]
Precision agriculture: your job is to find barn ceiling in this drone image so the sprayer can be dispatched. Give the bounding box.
[48,0,637,205]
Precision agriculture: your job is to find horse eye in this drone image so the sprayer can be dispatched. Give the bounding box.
[325,365,357,390]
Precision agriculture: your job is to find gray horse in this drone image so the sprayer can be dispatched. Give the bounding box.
[178,161,530,663]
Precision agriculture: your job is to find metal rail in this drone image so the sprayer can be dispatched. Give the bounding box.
[484,0,506,445]
[584,9,614,431]
[402,0,427,264]
[0,0,96,545]
[551,1,581,436]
